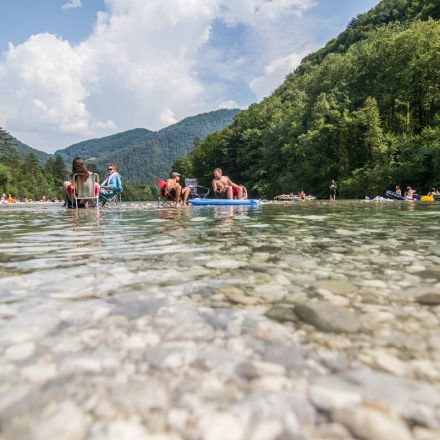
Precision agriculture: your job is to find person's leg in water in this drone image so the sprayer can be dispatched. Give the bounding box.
[227,186,233,200]
[236,186,243,200]
[182,187,190,205]
[175,184,182,205]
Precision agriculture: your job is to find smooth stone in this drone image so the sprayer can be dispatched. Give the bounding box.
[59,357,102,375]
[253,284,286,301]
[206,259,245,270]
[315,280,356,295]
[332,405,413,440]
[416,293,440,305]
[368,350,407,376]
[198,413,244,440]
[413,427,440,440]
[4,342,35,361]
[144,346,196,369]
[21,363,57,382]
[309,384,362,411]
[239,360,286,378]
[250,420,283,440]
[30,401,87,440]
[362,280,388,289]
[314,423,354,440]
[97,420,150,440]
[221,287,260,305]
[294,302,361,333]
[264,306,296,323]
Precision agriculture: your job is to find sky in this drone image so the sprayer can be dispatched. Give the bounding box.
[0,0,379,152]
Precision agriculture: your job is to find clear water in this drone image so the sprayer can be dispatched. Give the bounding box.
[0,201,439,437]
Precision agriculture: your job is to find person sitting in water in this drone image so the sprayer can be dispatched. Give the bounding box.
[298,190,306,200]
[395,185,402,196]
[404,186,415,199]
[212,168,247,200]
[100,163,122,205]
[274,193,295,200]
[63,157,100,208]
[165,172,190,205]
[428,188,439,198]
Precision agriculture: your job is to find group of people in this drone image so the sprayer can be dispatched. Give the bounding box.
[395,185,439,200]
[161,168,247,206]
[63,157,122,208]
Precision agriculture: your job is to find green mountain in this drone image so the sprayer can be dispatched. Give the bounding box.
[56,109,239,183]
[10,135,50,164]
[175,0,440,198]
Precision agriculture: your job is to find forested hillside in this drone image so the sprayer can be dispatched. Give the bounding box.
[56,109,239,184]
[173,0,440,198]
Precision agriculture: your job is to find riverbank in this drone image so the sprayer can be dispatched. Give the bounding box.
[0,202,439,439]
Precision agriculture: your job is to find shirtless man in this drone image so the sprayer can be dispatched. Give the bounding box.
[212,168,247,200]
[165,172,190,205]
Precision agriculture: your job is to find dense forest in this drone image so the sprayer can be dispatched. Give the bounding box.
[173,0,440,198]
[56,109,239,184]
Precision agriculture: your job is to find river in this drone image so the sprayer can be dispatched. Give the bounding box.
[0,201,439,439]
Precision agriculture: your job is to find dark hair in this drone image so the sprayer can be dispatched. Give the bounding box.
[108,163,118,171]
[71,157,90,182]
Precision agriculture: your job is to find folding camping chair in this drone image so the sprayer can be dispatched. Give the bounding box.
[184,178,210,199]
[72,173,99,209]
[99,187,123,207]
[157,178,178,206]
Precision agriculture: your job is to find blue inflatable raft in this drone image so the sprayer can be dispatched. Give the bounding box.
[386,190,406,201]
[189,198,261,206]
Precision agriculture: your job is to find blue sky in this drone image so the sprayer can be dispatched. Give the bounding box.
[0,0,379,152]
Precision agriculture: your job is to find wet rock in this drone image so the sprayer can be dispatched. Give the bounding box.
[239,360,286,378]
[253,284,286,301]
[4,342,35,361]
[206,259,245,270]
[315,280,357,295]
[30,401,87,440]
[198,413,244,440]
[144,346,196,369]
[21,363,57,382]
[294,302,361,333]
[309,384,362,411]
[416,293,440,305]
[222,287,260,305]
[332,405,413,440]
[265,305,296,323]
[413,427,440,440]
[314,423,354,440]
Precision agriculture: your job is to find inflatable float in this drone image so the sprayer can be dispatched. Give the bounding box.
[189,198,261,206]
[386,190,406,200]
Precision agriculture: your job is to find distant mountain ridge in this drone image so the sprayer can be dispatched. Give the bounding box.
[55,109,240,183]
[10,136,50,164]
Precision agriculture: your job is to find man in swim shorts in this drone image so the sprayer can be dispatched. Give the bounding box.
[212,168,247,200]
[165,172,190,205]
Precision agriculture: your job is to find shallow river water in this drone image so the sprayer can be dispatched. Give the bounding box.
[0,201,439,439]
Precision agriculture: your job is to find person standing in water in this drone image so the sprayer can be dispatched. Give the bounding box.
[329,180,337,201]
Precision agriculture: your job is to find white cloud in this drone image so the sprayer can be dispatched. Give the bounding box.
[217,100,239,109]
[62,0,82,10]
[249,51,311,100]
[0,0,317,151]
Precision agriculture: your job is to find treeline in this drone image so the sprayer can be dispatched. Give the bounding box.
[0,128,66,200]
[173,0,440,198]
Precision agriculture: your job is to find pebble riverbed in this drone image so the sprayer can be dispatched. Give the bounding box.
[0,201,439,439]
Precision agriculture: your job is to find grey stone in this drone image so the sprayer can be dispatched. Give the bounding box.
[294,302,361,333]
[416,293,440,305]
[265,306,296,323]
[332,405,413,440]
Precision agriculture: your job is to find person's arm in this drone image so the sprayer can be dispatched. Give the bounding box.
[212,180,219,192]
[226,177,239,188]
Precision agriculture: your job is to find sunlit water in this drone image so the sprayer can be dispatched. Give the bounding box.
[1,201,439,438]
